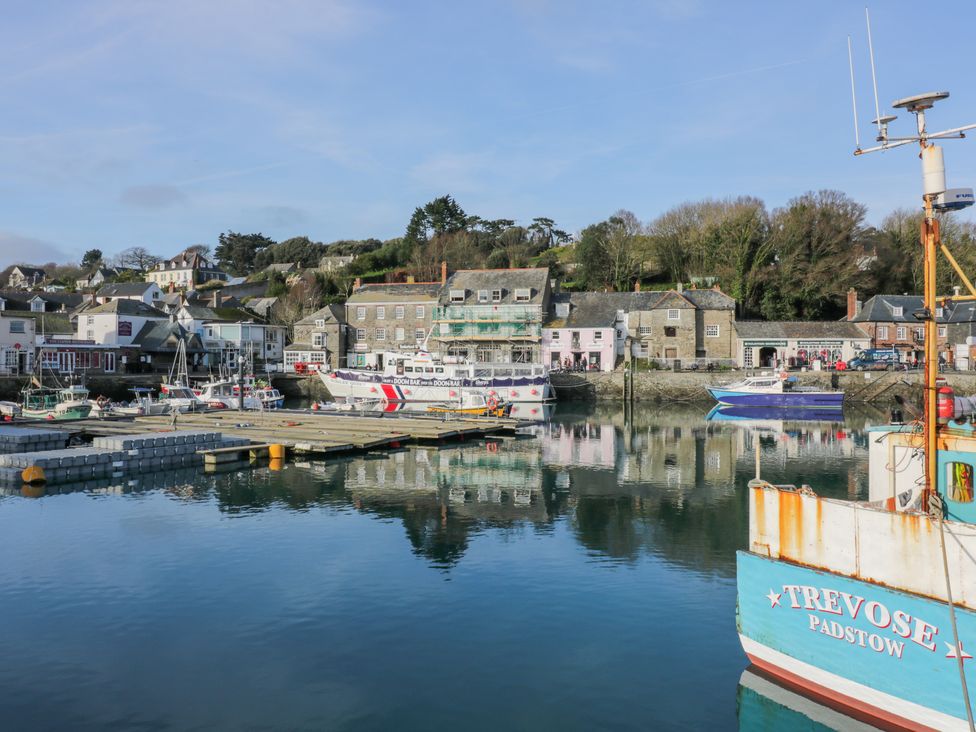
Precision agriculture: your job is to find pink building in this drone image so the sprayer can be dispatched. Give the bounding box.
[542,293,627,372]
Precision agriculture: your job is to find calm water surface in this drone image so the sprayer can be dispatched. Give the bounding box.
[0,404,881,731]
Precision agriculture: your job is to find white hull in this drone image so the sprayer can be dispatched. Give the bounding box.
[320,369,553,404]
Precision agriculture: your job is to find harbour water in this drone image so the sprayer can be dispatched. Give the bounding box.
[0,404,880,731]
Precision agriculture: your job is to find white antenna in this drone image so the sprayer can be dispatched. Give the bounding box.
[847,35,861,149]
[865,7,883,139]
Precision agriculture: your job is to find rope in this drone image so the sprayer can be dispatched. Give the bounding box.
[932,491,976,731]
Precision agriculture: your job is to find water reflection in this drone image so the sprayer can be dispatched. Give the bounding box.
[737,667,878,731]
[0,403,886,731]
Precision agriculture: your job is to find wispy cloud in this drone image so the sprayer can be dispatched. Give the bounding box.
[0,231,70,266]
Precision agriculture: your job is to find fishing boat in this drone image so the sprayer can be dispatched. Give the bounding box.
[21,384,92,420]
[195,378,263,410]
[427,391,511,417]
[159,339,202,412]
[736,85,976,729]
[706,373,843,408]
[320,350,554,404]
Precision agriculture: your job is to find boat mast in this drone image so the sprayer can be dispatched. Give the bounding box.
[853,88,976,502]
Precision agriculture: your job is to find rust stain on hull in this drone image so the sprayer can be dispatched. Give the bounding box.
[778,490,804,561]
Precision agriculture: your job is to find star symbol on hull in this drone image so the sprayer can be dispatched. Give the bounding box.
[766,589,782,608]
[945,641,973,661]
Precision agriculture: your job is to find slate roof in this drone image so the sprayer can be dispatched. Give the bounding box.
[850,295,925,323]
[29,292,84,310]
[680,288,736,310]
[83,299,168,317]
[348,282,443,303]
[295,304,345,325]
[441,268,550,305]
[546,292,657,328]
[96,282,157,297]
[244,297,279,318]
[734,321,871,340]
[131,321,204,352]
[0,291,31,310]
[11,266,45,278]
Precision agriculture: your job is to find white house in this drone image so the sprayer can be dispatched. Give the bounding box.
[0,313,35,375]
[7,266,45,289]
[146,249,228,289]
[96,282,163,306]
[75,299,169,346]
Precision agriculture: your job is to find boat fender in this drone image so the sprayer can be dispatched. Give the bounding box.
[21,465,45,484]
[311,402,320,411]
[938,385,955,421]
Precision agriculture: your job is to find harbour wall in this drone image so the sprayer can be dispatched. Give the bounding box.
[5,370,976,405]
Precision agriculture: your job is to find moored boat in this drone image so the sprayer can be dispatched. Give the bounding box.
[707,373,843,408]
[321,350,553,404]
[426,391,511,417]
[736,83,976,729]
[22,384,93,420]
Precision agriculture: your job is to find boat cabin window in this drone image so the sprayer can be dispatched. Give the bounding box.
[405,367,414,372]
[435,367,444,373]
[425,367,434,373]
[947,462,974,503]
[396,360,404,375]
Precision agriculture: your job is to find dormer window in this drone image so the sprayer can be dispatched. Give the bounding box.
[315,319,325,328]
[478,290,490,303]
[892,306,904,317]
[30,299,44,312]
[514,288,531,302]
[450,289,465,303]
[936,307,945,319]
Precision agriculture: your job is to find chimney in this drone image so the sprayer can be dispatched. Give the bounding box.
[634,281,641,292]
[213,290,219,308]
[846,288,858,321]
[169,281,175,294]
[406,275,415,284]
[441,261,448,284]
[712,284,722,292]
[954,285,962,297]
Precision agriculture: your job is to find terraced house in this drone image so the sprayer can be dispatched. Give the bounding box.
[344,280,442,368]
[432,268,552,364]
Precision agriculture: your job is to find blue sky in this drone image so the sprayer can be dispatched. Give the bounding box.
[1,0,975,266]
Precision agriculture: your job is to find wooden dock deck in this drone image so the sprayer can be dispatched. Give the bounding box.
[49,409,524,458]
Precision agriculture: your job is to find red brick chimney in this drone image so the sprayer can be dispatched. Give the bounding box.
[353,277,361,289]
[441,261,448,284]
[846,288,858,321]
[634,281,641,292]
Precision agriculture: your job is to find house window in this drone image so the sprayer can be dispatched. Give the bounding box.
[705,324,720,338]
[415,328,425,342]
[376,328,386,341]
[939,325,948,338]
[515,288,531,302]
[356,306,366,320]
[395,327,405,341]
[376,306,385,320]
[416,306,425,319]
[395,306,404,319]
[878,325,889,340]
[478,290,490,303]
[594,331,603,341]
[315,319,325,328]
[916,328,924,341]
[743,348,754,368]
[616,329,623,339]
[892,306,904,317]
[665,327,677,337]
[450,289,465,303]
[31,300,44,312]
[896,326,907,340]
[551,331,560,341]
[667,309,680,321]
[356,328,366,340]
[313,334,323,347]
[492,289,502,302]
[9,320,25,334]
[638,326,652,336]
[947,462,974,502]
[86,329,94,340]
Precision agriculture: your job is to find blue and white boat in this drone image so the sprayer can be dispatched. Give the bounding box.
[707,373,843,408]
[706,404,844,424]
[737,82,976,729]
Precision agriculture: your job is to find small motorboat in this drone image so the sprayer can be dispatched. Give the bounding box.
[706,372,844,408]
[0,401,22,419]
[427,391,511,417]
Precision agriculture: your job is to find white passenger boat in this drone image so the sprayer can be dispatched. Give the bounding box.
[195,378,262,410]
[320,351,554,403]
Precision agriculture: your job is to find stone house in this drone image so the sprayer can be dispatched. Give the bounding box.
[345,281,443,368]
[847,290,947,361]
[680,288,736,361]
[433,267,552,364]
[284,304,346,371]
[628,291,699,363]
